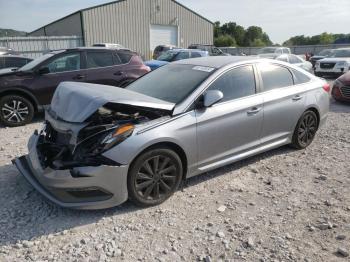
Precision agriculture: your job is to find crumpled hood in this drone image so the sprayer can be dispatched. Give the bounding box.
[49,82,175,123]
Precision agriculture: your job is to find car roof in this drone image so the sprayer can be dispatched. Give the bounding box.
[174,56,257,68]
[48,47,133,54]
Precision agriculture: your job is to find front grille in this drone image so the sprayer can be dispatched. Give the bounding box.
[320,62,336,69]
[340,85,350,98]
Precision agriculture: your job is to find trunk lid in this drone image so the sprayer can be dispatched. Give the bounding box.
[49,82,175,123]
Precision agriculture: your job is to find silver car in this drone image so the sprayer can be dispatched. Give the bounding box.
[14,57,330,209]
[275,54,313,73]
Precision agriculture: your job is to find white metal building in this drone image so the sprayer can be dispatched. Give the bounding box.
[29,0,214,59]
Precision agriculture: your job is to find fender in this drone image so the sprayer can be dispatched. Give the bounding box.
[0,87,43,111]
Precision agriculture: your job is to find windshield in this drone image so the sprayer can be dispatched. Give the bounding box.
[126,64,215,104]
[257,47,277,54]
[19,53,54,71]
[157,51,177,62]
[329,49,350,58]
[318,49,333,56]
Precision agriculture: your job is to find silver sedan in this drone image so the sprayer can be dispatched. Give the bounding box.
[14,57,330,209]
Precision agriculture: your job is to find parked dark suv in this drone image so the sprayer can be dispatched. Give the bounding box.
[0,47,150,127]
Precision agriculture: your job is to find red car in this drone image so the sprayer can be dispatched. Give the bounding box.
[332,71,350,102]
[0,47,150,126]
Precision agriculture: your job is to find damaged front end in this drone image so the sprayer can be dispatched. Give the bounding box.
[13,82,174,209]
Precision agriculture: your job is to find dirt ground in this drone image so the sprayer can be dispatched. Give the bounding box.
[0,96,349,262]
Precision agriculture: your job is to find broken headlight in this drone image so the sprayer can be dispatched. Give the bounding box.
[75,123,134,157]
[100,123,134,151]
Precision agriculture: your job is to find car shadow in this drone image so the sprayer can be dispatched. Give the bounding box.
[184,145,294,189]
[0,163,139,247]
[0,145,294,247]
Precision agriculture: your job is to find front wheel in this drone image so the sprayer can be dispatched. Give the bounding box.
[127,148,183,207]
[0,95,34,127]
[291,110,318,149]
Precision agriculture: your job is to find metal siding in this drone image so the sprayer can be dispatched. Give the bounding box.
[29,13,82,37]
[82,0,212,59]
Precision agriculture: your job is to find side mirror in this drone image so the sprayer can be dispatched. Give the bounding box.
[203,90,223,107]
[38,67,50,75]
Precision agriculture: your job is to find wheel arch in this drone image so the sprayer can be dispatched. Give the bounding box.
[129,141,188,181]
[0,88,40,112]
[305,106,320,128]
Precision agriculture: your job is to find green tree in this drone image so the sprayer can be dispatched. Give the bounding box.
[214,34,236,47]
[319,32,334,44]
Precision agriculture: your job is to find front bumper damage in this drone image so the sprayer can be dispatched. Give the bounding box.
[13,133,129,210]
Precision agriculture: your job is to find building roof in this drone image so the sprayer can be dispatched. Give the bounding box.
[29,0,213,35]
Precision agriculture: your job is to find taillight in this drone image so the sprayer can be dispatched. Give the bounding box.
[322,83,330,92]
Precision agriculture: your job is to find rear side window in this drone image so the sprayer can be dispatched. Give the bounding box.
[117,52,133,64]
[5,57,28,68]
[259,63,293,91]
[191,52,202,58]
[207,65,256,102]
[86,51,114,68]
[292,69,311,84]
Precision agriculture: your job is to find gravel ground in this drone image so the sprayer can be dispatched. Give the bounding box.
[0,94,349,261]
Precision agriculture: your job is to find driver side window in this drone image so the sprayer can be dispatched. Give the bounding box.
[43,53,81,73]
[207,65,256,103]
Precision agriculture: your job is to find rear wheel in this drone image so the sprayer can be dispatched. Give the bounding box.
[127,148,183,207]
[291,110,318,149]
[0,95,34,127]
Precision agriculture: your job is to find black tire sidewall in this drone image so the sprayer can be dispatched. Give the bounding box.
[127,148,183,207]
[0,95,34,127]
[292,110,318,149]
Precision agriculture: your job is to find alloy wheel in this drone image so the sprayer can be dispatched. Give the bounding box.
[135,155,177,201]
[1,99,29,123]
[297,112,317,147]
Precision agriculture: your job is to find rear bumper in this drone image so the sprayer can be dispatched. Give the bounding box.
[13,134,129,210]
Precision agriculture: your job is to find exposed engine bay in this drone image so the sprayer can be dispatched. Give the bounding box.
[36,103,170,171]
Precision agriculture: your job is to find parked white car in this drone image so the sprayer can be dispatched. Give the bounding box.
[257,47,291,56]
[275,54,313,73]
[314,48,350,77]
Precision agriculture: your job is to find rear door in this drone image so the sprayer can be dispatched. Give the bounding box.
[30,51,84,105]
[257,63,307,145]
[196,65,264,170]
[84,50,126,86]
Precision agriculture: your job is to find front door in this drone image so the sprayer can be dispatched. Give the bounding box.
[31,51,84,105]
[196,65,263,171]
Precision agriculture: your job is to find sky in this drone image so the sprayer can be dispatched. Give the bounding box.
[0,0,349,44]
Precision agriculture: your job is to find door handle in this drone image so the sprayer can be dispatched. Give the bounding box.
[247,107,262,115]
[114,71,124,76]
[73,74,85,80]
[292,95,303,101]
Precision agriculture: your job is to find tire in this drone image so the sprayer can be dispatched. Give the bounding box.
[127,148,183,207]
[0,95,34,127]
[291,110,318,149]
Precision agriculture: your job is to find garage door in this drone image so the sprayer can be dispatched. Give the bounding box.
[150,25,178,51]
